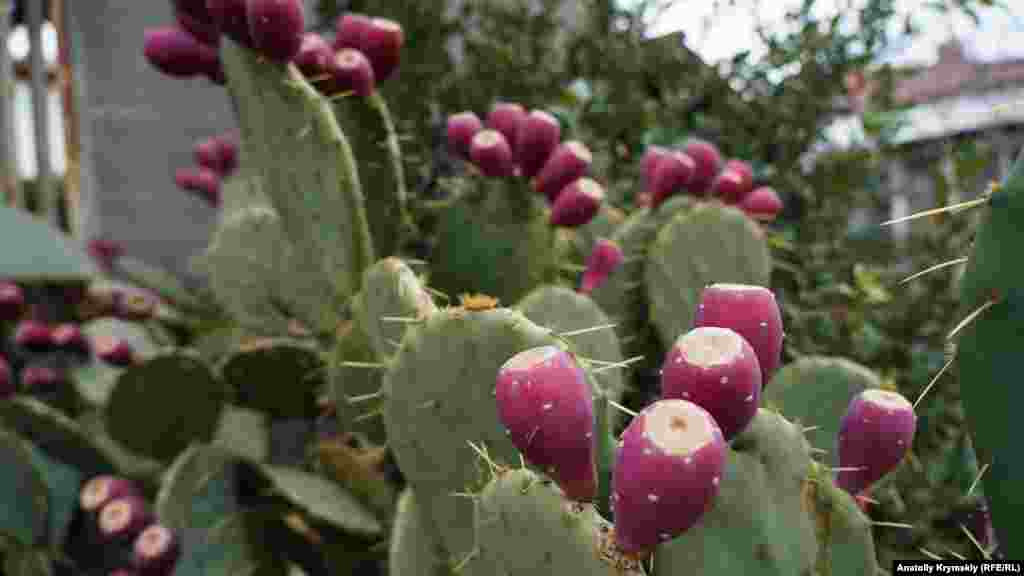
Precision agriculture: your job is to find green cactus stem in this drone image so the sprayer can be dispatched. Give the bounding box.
[220,39,375,333]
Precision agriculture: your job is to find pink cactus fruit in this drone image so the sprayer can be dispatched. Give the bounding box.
[174,8,220,46]
[485,102,526,163]
[0,357,13,399]
[214,132,239,175]
[516,110,561,179]
[612,399,727,554]
[133,524,182,575]
[193,138,222,174]
[52,323,90,356]
[660,327,761,441]
[98,496,154,542]
[549,178,604,228]
[836,389,915,495]
[15,320,52,351]
[741,186,783,222]
[358,18,404,82]
[175,167,221,206]
[724,159,754,189]
[579,239,624,295]
[143,26,221,78]
[709,170,748,205]
[86,239,124,272]
[206,0,252,46]
[293,33,334,78]
[80,475,140,514]
[446,111,484,160]
[640,146,670,194]
[0,281,25,321]
[93,335,137,368]
[693,283,783,383]
[327,48,376,97]
[247,0,305,62]
[650,151,695,208]
[21,365,62,393]
[682,139,723,195]
[333,13,373,51]
[533,141,592,202]
[469,130,514,178]
[495,346,597,502]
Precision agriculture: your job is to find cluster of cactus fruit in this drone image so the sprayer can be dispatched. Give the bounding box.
[0,0,1010,572]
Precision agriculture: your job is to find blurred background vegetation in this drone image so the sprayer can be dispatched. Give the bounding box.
[311,0,1013,564]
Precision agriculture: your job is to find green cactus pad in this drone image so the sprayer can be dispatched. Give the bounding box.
[429,176,557,306]
[104,351,228,462]
[155,444,246,533]
[221,40,375,331]
[1,542,53,575]
[333,92,412,258]
[644,201,772,347]
[196,204,331,337]
[258,465,382,537]
[383,307,560,575]
[805,464,878,576]
[354,257,438,360]
[764,356,882,466]
[477,468,645,575]
[0,428,48,547]
[329,319,386,440]
[218,168,270,218]
[114,254,218,318]
[218,338,324,421]
[514,285,627,419]
[0,397,114,478]
[76,411,164,480]
[213,406,270,462]
[654,409,876,575]
[389,488,451,576]
[0,205,97,282]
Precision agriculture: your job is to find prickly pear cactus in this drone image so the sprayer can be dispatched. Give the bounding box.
[389,488,452,576]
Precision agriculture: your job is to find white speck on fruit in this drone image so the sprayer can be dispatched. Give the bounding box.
[659,533,671,540]
[760,321,767,328]
[585,432,592,439]
[712,476,720,486]
[684,457,692,465]
[897,439,904,446]
[542,402,554,411]
[720,376,729,384]
[682,392,690,398]
[647,493,659,502]
[745,394,754,402]
[643,447,653,456]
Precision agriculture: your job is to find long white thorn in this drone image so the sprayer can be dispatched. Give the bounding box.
[967,462,990,497]
[899,257,968,285]
[880,196,990,227]
[913,356,955,410]
[948,299,997,340]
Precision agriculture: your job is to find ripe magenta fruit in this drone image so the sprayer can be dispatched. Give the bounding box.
[294,33,333,79]
[358,18,404,83]
[98,496,153,542]
[14,320,52,351]
[0,281,24,321]
[485,102,526,162]
[650,151,695,207]
[549,178,604,228]
[640,146,670,194]
[682,139,722,195]
[516,110,561,179]
[579,238,624,295]
[533,141,592,202]
[94,335,136,367]
[836,389,915,495]
[612,399,726,554]
[175,8,220,46]
[193,138,222,174]
[709,170,748,204]
[80,475,140,514]
[495,346,596,501]
[741,186,783,221]
[175,167,221,206]
[333,13,373,51]
[20,365,63,393]
[143,26,221,78]
[133,524,181,575]
[660,327,761,440]
[0,357,13,399]
[206,0,251,46]
[247,0,305,62]
[469,130,514,178]
[52,323,90,356]
[693,283,783,383]
[446,112,483,160]
[214,132,239,174]
[327,48,376,97]
[724,159,753,188]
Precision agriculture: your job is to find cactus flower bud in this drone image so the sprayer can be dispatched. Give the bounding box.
[640,146,670,194]
[357,18,403,83]
[294,33,333,79]
[694,283,783,383]
[650,151,695,208]
[333,13,373,51]
[709,170,748,204]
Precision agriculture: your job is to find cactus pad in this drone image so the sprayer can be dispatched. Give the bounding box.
[155,444,243,533]
[104,351,228,461]
[0,397,115,477]
[353,257,438,360]
[0,428,48,547]
[764,356,882,466]
[259,464,382,537]
[389,488,451,576]
[219,338,324,420]
[645,201,771,347]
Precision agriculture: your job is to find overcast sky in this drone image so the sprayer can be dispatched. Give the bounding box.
[623,0,1024,66]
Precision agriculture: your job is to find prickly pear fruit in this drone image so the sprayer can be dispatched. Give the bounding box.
[98,496,153,542]
[0,281,24,320]
[206,0,251,46]
[174,0,213,21]
[724,159,753,186]
[579,239,624,295]
[333,13,372,50]
[516,110,561,179]
[469,130,514,178]
[293,33,333,78]
[358,18,404,82]
[52,323,90,356]
[94,335,136,367]
[486,102,526,160]
[640,145,669,193]
[328,48,375,97]
[193,138,224,174]
[660,327,761,441]
[682,139,722,195]
[650,151,694,208]
[133,524,181,575]
[175,9,220,46]
[21,365,61,392]
[80,475,140,514]
[741,186,783,221]
[836,388,915,495]
[213,132,238,174]
[612,398,726,554]
[143,26,220,78]
[495,346,597,502]
[446,111,483,159]
[709,170,747,204]
[0,357,12,399]
[15,320,52,351]
[247,0,305,62]
[175,167,221,206]
[694,283,783,383]
[534,141,592,202]
[86,239,123,272]
[549,178,604,228]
